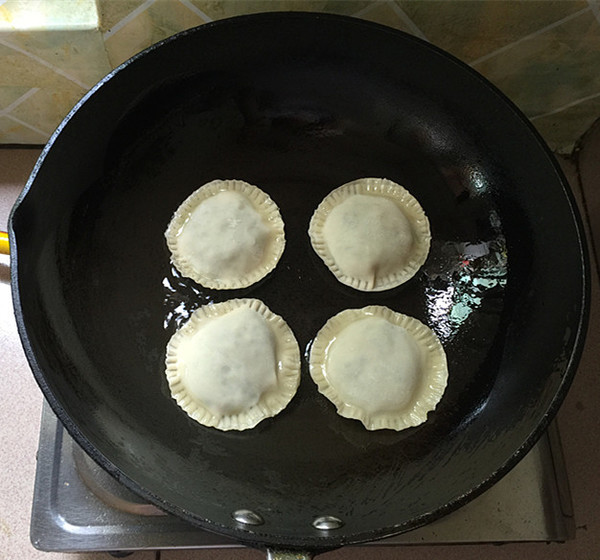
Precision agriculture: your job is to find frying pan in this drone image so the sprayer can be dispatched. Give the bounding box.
[9,12,589,557]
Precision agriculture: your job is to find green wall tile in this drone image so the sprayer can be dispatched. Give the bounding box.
[103,0,208,67]
[397,0,588,63]
[9,86,85,136]
[356,2,416,34]
[187,1,372,20]
[0,41,88,89]
[0,86,31,110]
[0,115,48,143]
[98,0,149,32]
[533,95,600,153]
[473,10,600,118]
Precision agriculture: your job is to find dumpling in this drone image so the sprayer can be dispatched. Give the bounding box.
[309,306,448,431]
[165,179,285,289]
[309,178,431,291]
[165,298,301,431]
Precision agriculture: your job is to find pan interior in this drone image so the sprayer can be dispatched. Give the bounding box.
[11,14,587,549]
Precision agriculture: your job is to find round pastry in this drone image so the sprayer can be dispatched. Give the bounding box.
[309,306,448,431]
[309,178,431,291]
[165,298,301,431]
[165,179,285,289]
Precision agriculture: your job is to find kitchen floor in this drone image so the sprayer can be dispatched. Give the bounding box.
[1,120,599,560]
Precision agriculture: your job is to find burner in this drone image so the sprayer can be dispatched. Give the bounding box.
[31,400,574,553]
[73,445,164,517]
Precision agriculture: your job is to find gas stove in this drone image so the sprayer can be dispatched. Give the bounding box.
[31,399,575,554]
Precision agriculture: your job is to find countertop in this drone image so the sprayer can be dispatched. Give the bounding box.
[1,133,599,560]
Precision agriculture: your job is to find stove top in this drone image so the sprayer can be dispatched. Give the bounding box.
[30,400,575,554]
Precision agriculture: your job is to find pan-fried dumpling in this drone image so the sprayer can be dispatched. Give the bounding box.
[165,298,300,431]
[165,180,285,289]
[309,178,430,291]
[309,306,447,431]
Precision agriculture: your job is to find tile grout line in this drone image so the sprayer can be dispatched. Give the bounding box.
[1,114,50,139]
[588,0,600,24]
[389,1,428,41]
[178,0,213,22]
[529,91,600,121]
[351,2,384,18]
[102,0,157,39]
[0,37,91,90]
[0,87,39,116]
[470,6,591,66]
[351,1,428,41]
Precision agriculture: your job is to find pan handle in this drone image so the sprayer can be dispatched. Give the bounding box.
[0,231,8,255]
[266,549,314,560]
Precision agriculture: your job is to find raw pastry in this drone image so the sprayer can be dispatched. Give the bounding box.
[309,178,430,291]
[309,306,448,431]
[165,179,285,289]
[165,298,301,431]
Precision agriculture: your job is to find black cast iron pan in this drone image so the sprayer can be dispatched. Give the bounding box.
[9,12,589,556]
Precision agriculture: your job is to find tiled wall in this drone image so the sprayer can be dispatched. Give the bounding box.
[1,0,600,152]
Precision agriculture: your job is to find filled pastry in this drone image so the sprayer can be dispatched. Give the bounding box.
[309,305,448,431]
[309,178,430,291]
[165,298,301,431]
[165,179,285,289]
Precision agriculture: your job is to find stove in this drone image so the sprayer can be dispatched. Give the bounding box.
[31,399,575,554]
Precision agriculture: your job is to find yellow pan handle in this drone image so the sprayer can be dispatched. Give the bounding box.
[0,231,9,255]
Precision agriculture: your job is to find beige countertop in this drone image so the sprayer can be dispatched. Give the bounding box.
[0,141,599,560]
